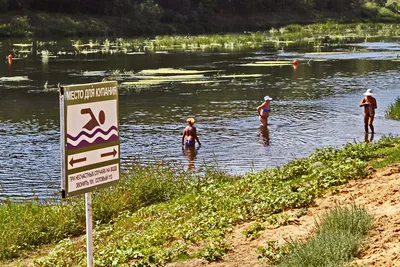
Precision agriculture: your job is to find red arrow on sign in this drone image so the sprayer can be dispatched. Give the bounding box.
[101,149,117,158]
[69,157,87,167]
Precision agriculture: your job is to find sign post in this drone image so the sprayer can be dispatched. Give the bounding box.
[60,81,120,266]
[86,192,94,267]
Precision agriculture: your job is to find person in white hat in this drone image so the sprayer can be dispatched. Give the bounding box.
[257,96,272,126]
[359,89,377,134]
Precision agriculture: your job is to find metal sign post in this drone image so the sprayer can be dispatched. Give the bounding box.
[60,81,120,267]
[86,192,94,267]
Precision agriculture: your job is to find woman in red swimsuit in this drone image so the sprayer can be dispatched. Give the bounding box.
[359,89,377,134]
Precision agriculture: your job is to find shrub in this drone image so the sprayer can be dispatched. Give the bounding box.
[279,204,373,266]
[385,97,400,120]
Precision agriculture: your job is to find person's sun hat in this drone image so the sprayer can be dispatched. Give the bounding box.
[363,89,374,96]
[264,96,272,101]
[186,118,195,124]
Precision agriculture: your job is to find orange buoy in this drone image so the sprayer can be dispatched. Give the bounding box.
[7,54,12,59]
[293,59,298,66]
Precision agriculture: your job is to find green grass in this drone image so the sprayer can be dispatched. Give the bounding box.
[1,136,399,266]
[369,134,400,168]
[372,149,400,168]
[0,159,215,261]
[278,204,373,266]
[30,136,400,266]
[385,97,400,120]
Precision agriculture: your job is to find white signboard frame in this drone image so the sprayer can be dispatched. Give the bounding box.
[60,81,120,198]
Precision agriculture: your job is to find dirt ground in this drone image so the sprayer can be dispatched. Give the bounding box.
[169,164,400,267]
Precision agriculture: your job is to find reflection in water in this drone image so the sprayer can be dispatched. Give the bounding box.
[364,133,374,143]
[182,145,199,172]
[258,125,270,145]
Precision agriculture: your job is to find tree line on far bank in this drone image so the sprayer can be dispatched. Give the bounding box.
[1,0,396,15]
[0,0,399,36]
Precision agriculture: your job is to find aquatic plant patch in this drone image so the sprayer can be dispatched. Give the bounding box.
[242,63,293,67]
[181,80,224,84]
[12,43,32,47]
[0,76,30,82]
[305,52,347,55]
[121,80,167,86]
[135,74,205,80]
[216,74,263,78]
[138,68,221,75]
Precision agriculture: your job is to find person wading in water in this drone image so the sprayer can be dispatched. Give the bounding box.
[182,118,201,147]
[257,96,272,126]
[359,89,377,134]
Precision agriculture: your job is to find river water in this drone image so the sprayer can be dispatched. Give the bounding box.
[0,36,399,200]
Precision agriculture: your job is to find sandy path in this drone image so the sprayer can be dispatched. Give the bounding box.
[169,164,400,267]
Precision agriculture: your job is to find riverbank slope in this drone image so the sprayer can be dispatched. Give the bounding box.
[2,136,399,266]
[5,164,400,266]
[168,164,400,266]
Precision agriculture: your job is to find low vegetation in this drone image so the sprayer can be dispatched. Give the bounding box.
[1,135,399,266]
[0,159,209,261]
[278,204,373,266]
[77,22,400,51]
[385,97,400,120]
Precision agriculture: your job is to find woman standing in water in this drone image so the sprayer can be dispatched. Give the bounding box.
[360,89,377,134]
[257,96,272,126]
[182,118,201,172]
[182,118,201,147]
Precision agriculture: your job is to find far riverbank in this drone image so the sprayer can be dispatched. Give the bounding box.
[1,5,399,38]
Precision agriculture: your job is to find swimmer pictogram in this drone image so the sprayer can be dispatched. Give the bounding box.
[81,108,105,131]
[66,101,119,150]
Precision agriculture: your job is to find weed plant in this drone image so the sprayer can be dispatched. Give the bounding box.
[242,222,266,240]
[385,97,400,120]
[278,204,373,266]
[24,136,400,266]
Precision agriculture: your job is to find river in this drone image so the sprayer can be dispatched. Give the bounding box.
[0,36,399,200]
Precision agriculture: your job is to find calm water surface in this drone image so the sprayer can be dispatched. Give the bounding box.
[0,37,399,200]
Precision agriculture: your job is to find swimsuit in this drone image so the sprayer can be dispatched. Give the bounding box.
[259,116,268,125]
[185,140,195,146]
[263,108,270,112]
[364,106,375,117]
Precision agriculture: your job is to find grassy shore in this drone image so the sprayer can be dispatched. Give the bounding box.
[386,98,400,120]
[1,135,399,266]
